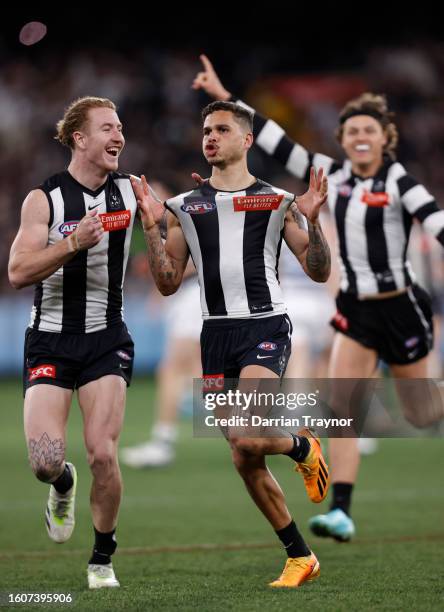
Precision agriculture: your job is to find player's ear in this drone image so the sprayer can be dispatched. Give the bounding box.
[72,130,87,150]
[245,132,253,150]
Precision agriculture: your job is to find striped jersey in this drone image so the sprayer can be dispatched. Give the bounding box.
[165,179,294,320]
[30,170,137,333]
[237,99,444,297]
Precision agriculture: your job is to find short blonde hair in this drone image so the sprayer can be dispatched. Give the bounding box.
[55,96,116,149]
[336,93,398,159]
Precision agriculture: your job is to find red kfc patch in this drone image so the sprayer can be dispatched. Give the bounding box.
[361,191,390,207]
[233,194,283,212]
[99,210,131,231]
[202,374,225,392]
[332,311,349,332]
[29,364,56,381]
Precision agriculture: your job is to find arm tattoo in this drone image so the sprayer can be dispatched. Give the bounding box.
[306,220,331,282]
[28,432,64,480]
[144,226,178,292]
[159,209,168,240]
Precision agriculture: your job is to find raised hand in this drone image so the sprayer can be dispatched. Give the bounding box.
[192,54,231,101]
[296,167,328,224]
[130,175,164,230]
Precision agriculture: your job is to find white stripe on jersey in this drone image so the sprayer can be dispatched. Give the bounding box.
[215,192,250,316]
[30,186,65,332]
[84,191,110,333]
[286,144,310,178]
[256,120,285,155]
[114,177,137,317]
[402,184,435,215]
[168,190,209,317]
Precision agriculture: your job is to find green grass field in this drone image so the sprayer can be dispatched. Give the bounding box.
[0,378,443,611]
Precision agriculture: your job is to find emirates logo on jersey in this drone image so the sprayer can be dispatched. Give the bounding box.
[181,202,216,214]
[233,194,283,211]
[59,221,79,236]
[99,210,131,231]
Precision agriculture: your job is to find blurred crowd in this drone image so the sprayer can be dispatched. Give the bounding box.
[1,42,444,294]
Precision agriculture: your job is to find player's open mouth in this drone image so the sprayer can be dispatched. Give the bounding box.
[205,145,218,155]
[106,147,120,158]
[355,144,370,152]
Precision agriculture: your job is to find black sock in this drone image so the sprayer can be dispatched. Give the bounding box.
[284,434,310,462]
[89,527,117,565]
[330,483,354,516]
[276,520,311,558]
[52,464,74,494]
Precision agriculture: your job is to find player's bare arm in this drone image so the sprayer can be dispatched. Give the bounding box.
[192,54,231,101]
[284,167,330,283]
[8,189,104,289]
[131,175,189,295]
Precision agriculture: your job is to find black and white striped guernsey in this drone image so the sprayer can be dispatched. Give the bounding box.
[30,170,137,333]
[237,99,444,297]
[165,179,294,320]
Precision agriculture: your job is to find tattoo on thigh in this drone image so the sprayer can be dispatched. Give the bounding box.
[28,432,65,473]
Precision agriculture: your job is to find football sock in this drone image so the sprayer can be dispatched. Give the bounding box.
[276,520,311,558]
[284,434,310,462]
[52,464,74,494]
[330,482,353,516]
[89,527,117,565]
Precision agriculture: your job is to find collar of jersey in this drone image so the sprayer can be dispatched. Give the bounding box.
[204,178,261,194]
[350,155,393,183]
[64,170,109,197]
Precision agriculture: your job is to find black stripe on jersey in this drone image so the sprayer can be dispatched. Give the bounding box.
[32,282,43,330]
[274,136,297,167]
[243,182,273,315]
[252,112,267,136]
[302,152,315,183]
[61,179,88,332]
[413,201,439,223]
[45,191,54,228]
[188,188,227,316]
[402,207,413,286]
[437,228,444,247]
[275,229,284,283]
[365,166,397,292]
[397,174,417,196]
[335,178,358,293]
[106,178,126,326]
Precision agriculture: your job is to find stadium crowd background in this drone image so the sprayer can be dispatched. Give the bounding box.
[1,24,444,375]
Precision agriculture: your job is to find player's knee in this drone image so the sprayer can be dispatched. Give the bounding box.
[231,437,262,456]
[32,461,63,483]
[87,446,117,474]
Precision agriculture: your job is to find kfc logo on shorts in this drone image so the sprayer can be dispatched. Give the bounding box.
[332,311,349,331]
[117,350,131,361]
[257,342,277,351]
[29,364,56,381]
[181,202,216,214]
[59,221,79,236]
[202,374,224,391]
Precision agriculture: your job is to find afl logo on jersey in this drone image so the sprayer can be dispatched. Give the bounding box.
[257,342,277,351]
[59,221,79,236]
[181,202,216,214]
